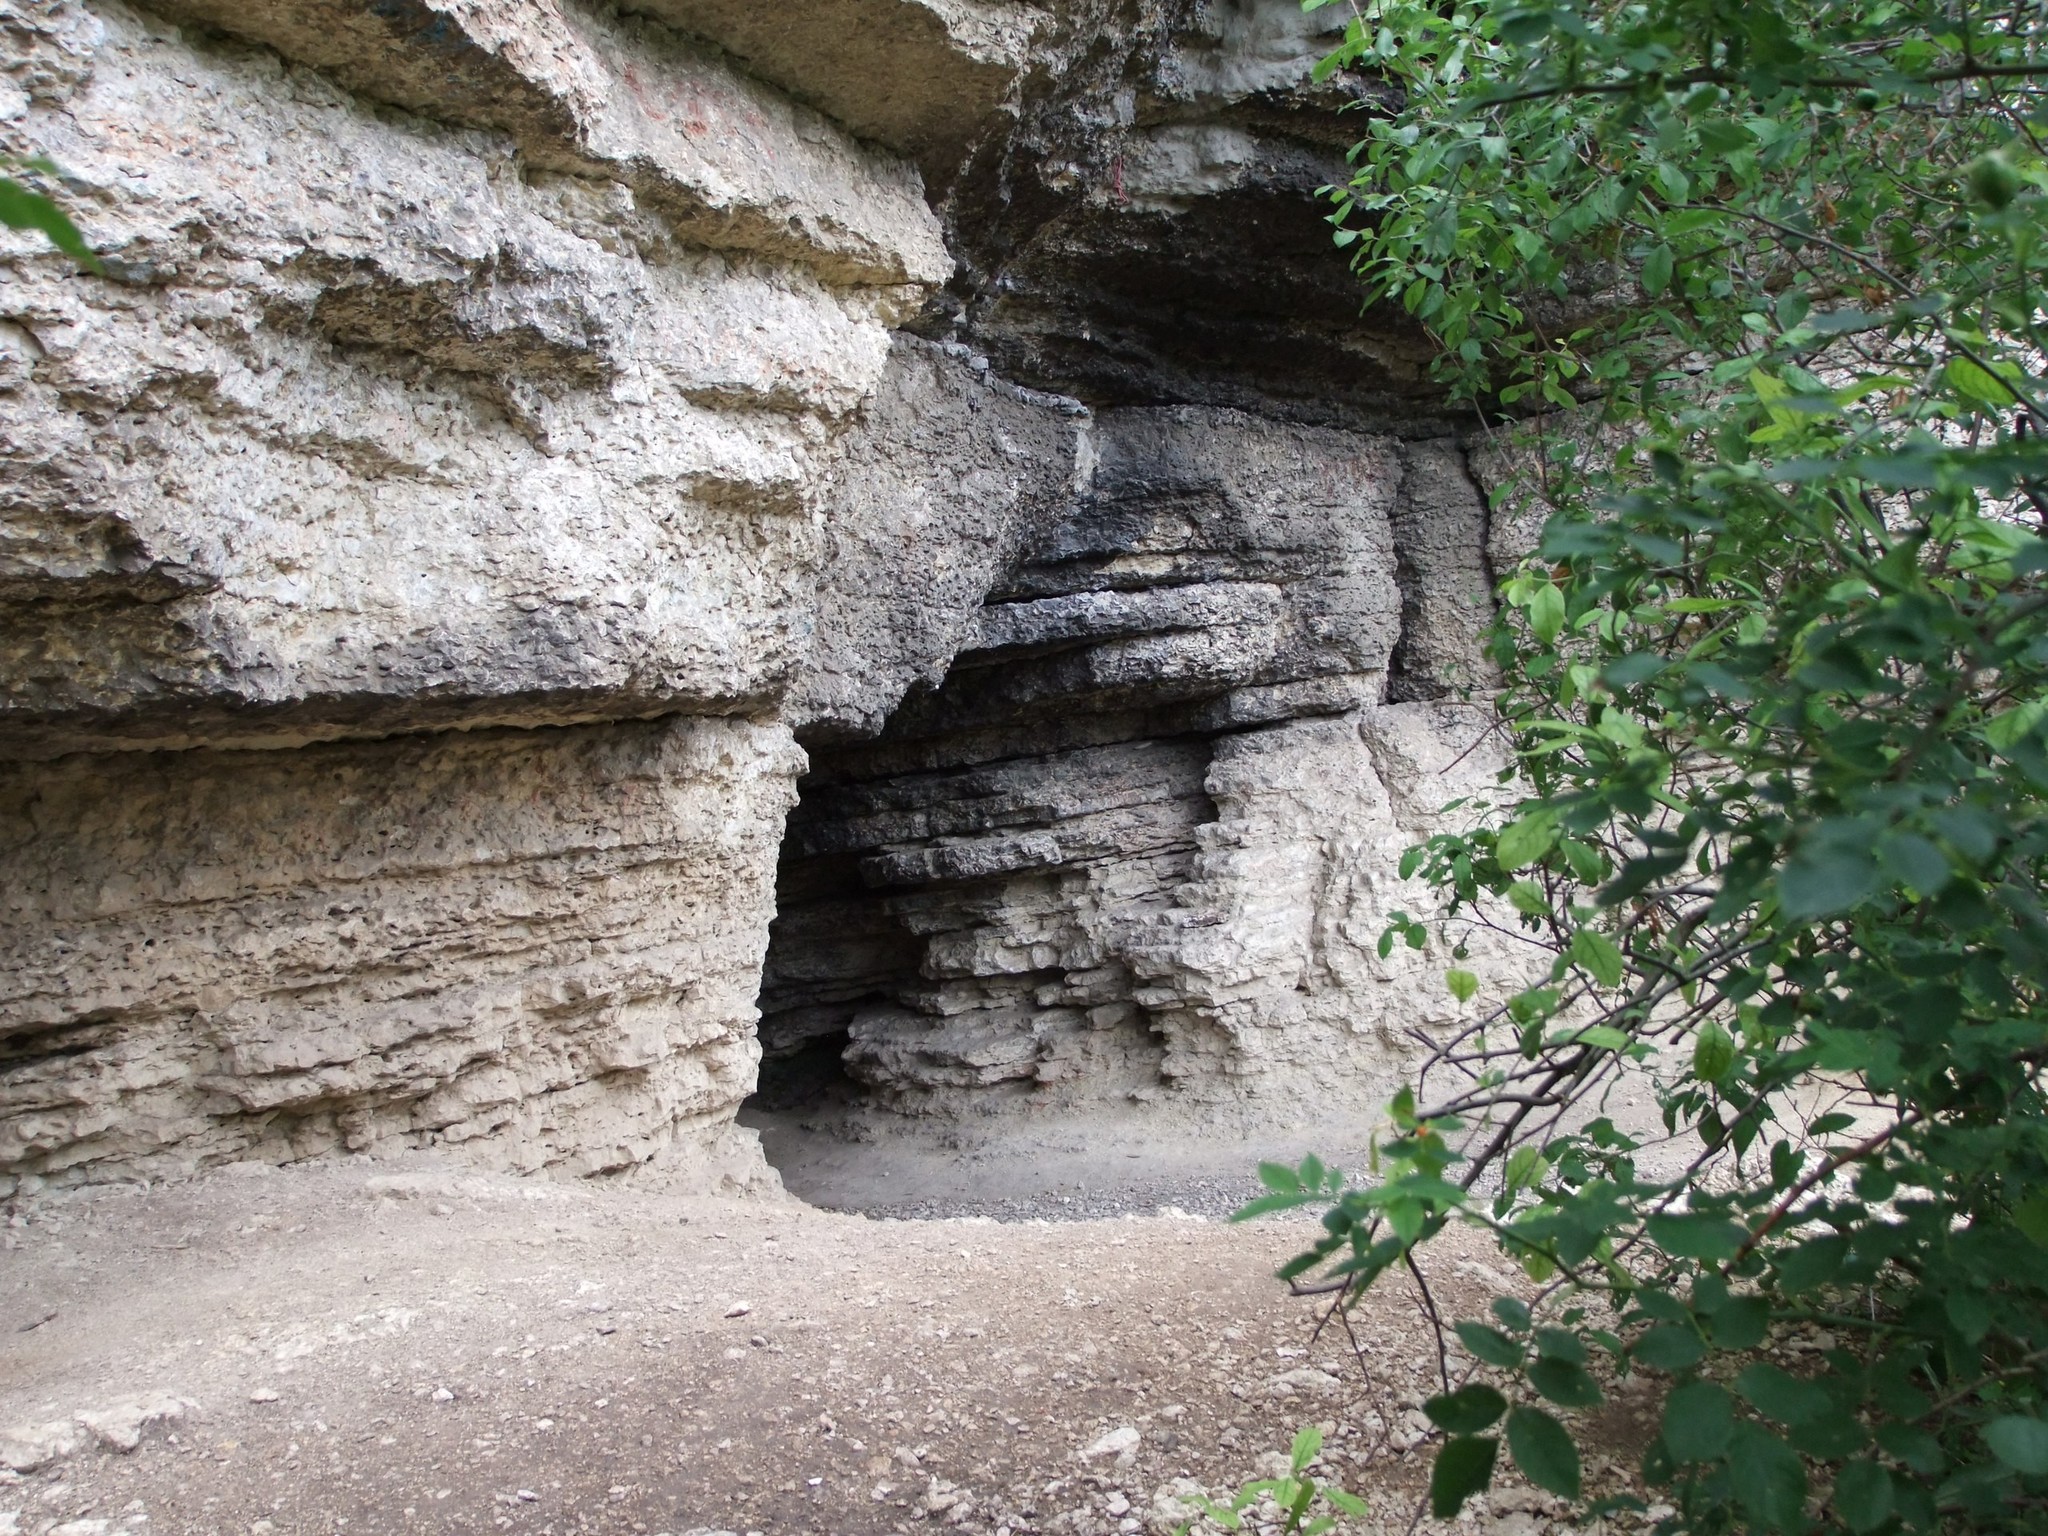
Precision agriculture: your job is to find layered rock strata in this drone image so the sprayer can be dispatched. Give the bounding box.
[1,717,797,1181]
[757,409,1498,1114]
[0,0,1502,1192]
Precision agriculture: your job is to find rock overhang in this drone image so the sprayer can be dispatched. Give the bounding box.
[0,0,1503,1193]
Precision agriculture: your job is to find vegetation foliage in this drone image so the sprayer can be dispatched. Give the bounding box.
[1177,1426,1368,1535]
[0,155,96,270]
[1238,0,2048,1529]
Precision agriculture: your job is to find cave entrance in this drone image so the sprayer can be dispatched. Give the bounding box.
[735,689,1229,1217]
[734,400,1486,1210]
[738,697,1216,1130]
[743,793,926,1121]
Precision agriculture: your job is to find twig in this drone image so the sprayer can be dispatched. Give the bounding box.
[1722,1112,1920,1274]
[1403,1251,1452,1394]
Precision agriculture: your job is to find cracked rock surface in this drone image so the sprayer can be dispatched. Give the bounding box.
[2,0,1515,1193]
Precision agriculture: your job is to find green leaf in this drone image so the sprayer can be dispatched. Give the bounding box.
[1631,1324,1706,1371]
[1230,1191,1316,1221]
[1770,1234,1845,1295]
[1735,1362,1831,1426]
[1706,1296,1769,1350]
[1528,1357,1603,1408]
[1945,356,2022,408]
[1778,840,1881,917]
[1569,928,1625,988]
[1604,651,1666,686]
[1424,1384,1507,1435]
[1491,1296,1532,1333]
[1455,1321,1525,1368]
[1428,1436,1498,1519]
[1663,1380,1734,1462]
[1533,1327,1586,1364]
[1646,1212,1746,1261]
[1728,1422,1809,1532]
[1445,967,1478,1004]
[1560,837,1607,885]
[1968,149,2023,209]
[1691,1020,1736,1083]
[1258,1162,1303,1195]
[1833,1459,1894,1534]
[1985,1415,2048,1475]
[1555,1023,1633,1051]
[1877,831,1951,894]
[1497,8,1554,44]
[1528,582,1566,646]
[1291,1423,1324,1472]
[2015,1189,2048,1248]
[1382,1196,1425,1244]
[0,172,98,267]
[1985,697,2048,752]
[1506,1405,1581,1499]
[1876,1422,1945,1475]
[1641,243,1675,297]
[1496,810,1558,871]
[1503,1144,1548,1195]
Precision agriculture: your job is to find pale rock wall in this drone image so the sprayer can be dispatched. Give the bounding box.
[1,0,943,758]
[794,335,1091,741]
[756,409,1503,1115]
[0,0,1504,1189]
[0,0,986,1191]
[0,717,797,1188]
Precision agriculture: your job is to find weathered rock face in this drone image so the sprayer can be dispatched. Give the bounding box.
[0,0,1500,1193]
[1,717,797,1182]
[757,409,1498,1114]
[933,0,1435,418]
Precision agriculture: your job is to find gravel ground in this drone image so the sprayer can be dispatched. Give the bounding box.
[835,1172,1269,1225]
[0,1151,1664,1536]
[739,1105,1379,1226]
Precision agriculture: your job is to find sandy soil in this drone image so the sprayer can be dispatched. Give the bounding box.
[0,1150,1636,1536]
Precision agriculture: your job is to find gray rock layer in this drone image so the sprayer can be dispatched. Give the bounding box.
[759,409,1504,1115]
[0,716,798,1189]
[1,0,1509,1191]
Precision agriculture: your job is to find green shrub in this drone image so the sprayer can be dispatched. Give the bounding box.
[1253,0,2048,1529]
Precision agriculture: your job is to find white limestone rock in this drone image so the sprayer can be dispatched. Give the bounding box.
[0,716,800,1189]
[0,0,1514,1187]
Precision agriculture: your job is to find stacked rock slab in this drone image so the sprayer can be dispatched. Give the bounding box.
[758,409,1500,1114]
[0,0,1501,1193]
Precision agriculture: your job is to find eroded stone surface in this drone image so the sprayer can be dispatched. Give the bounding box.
[623,0,1043,185]
[794,335,1091,740]
[1,0,1506,1190]
[149,0,950,285]
[757,410,1503,1114]
[937,0,1438,419]
[0,0,938,758]
[0,716,797,1192]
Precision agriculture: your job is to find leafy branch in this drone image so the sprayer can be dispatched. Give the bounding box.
[1246,0,2048,1529]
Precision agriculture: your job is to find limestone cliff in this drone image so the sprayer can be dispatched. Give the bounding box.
[0,0,1502,1194]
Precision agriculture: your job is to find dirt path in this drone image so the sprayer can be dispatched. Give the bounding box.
[0,1157,1611,1536]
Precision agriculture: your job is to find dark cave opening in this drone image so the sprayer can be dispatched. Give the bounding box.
[738,710,1221,1130]
[743,825,927,1121]
[739,400,1471,1145]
